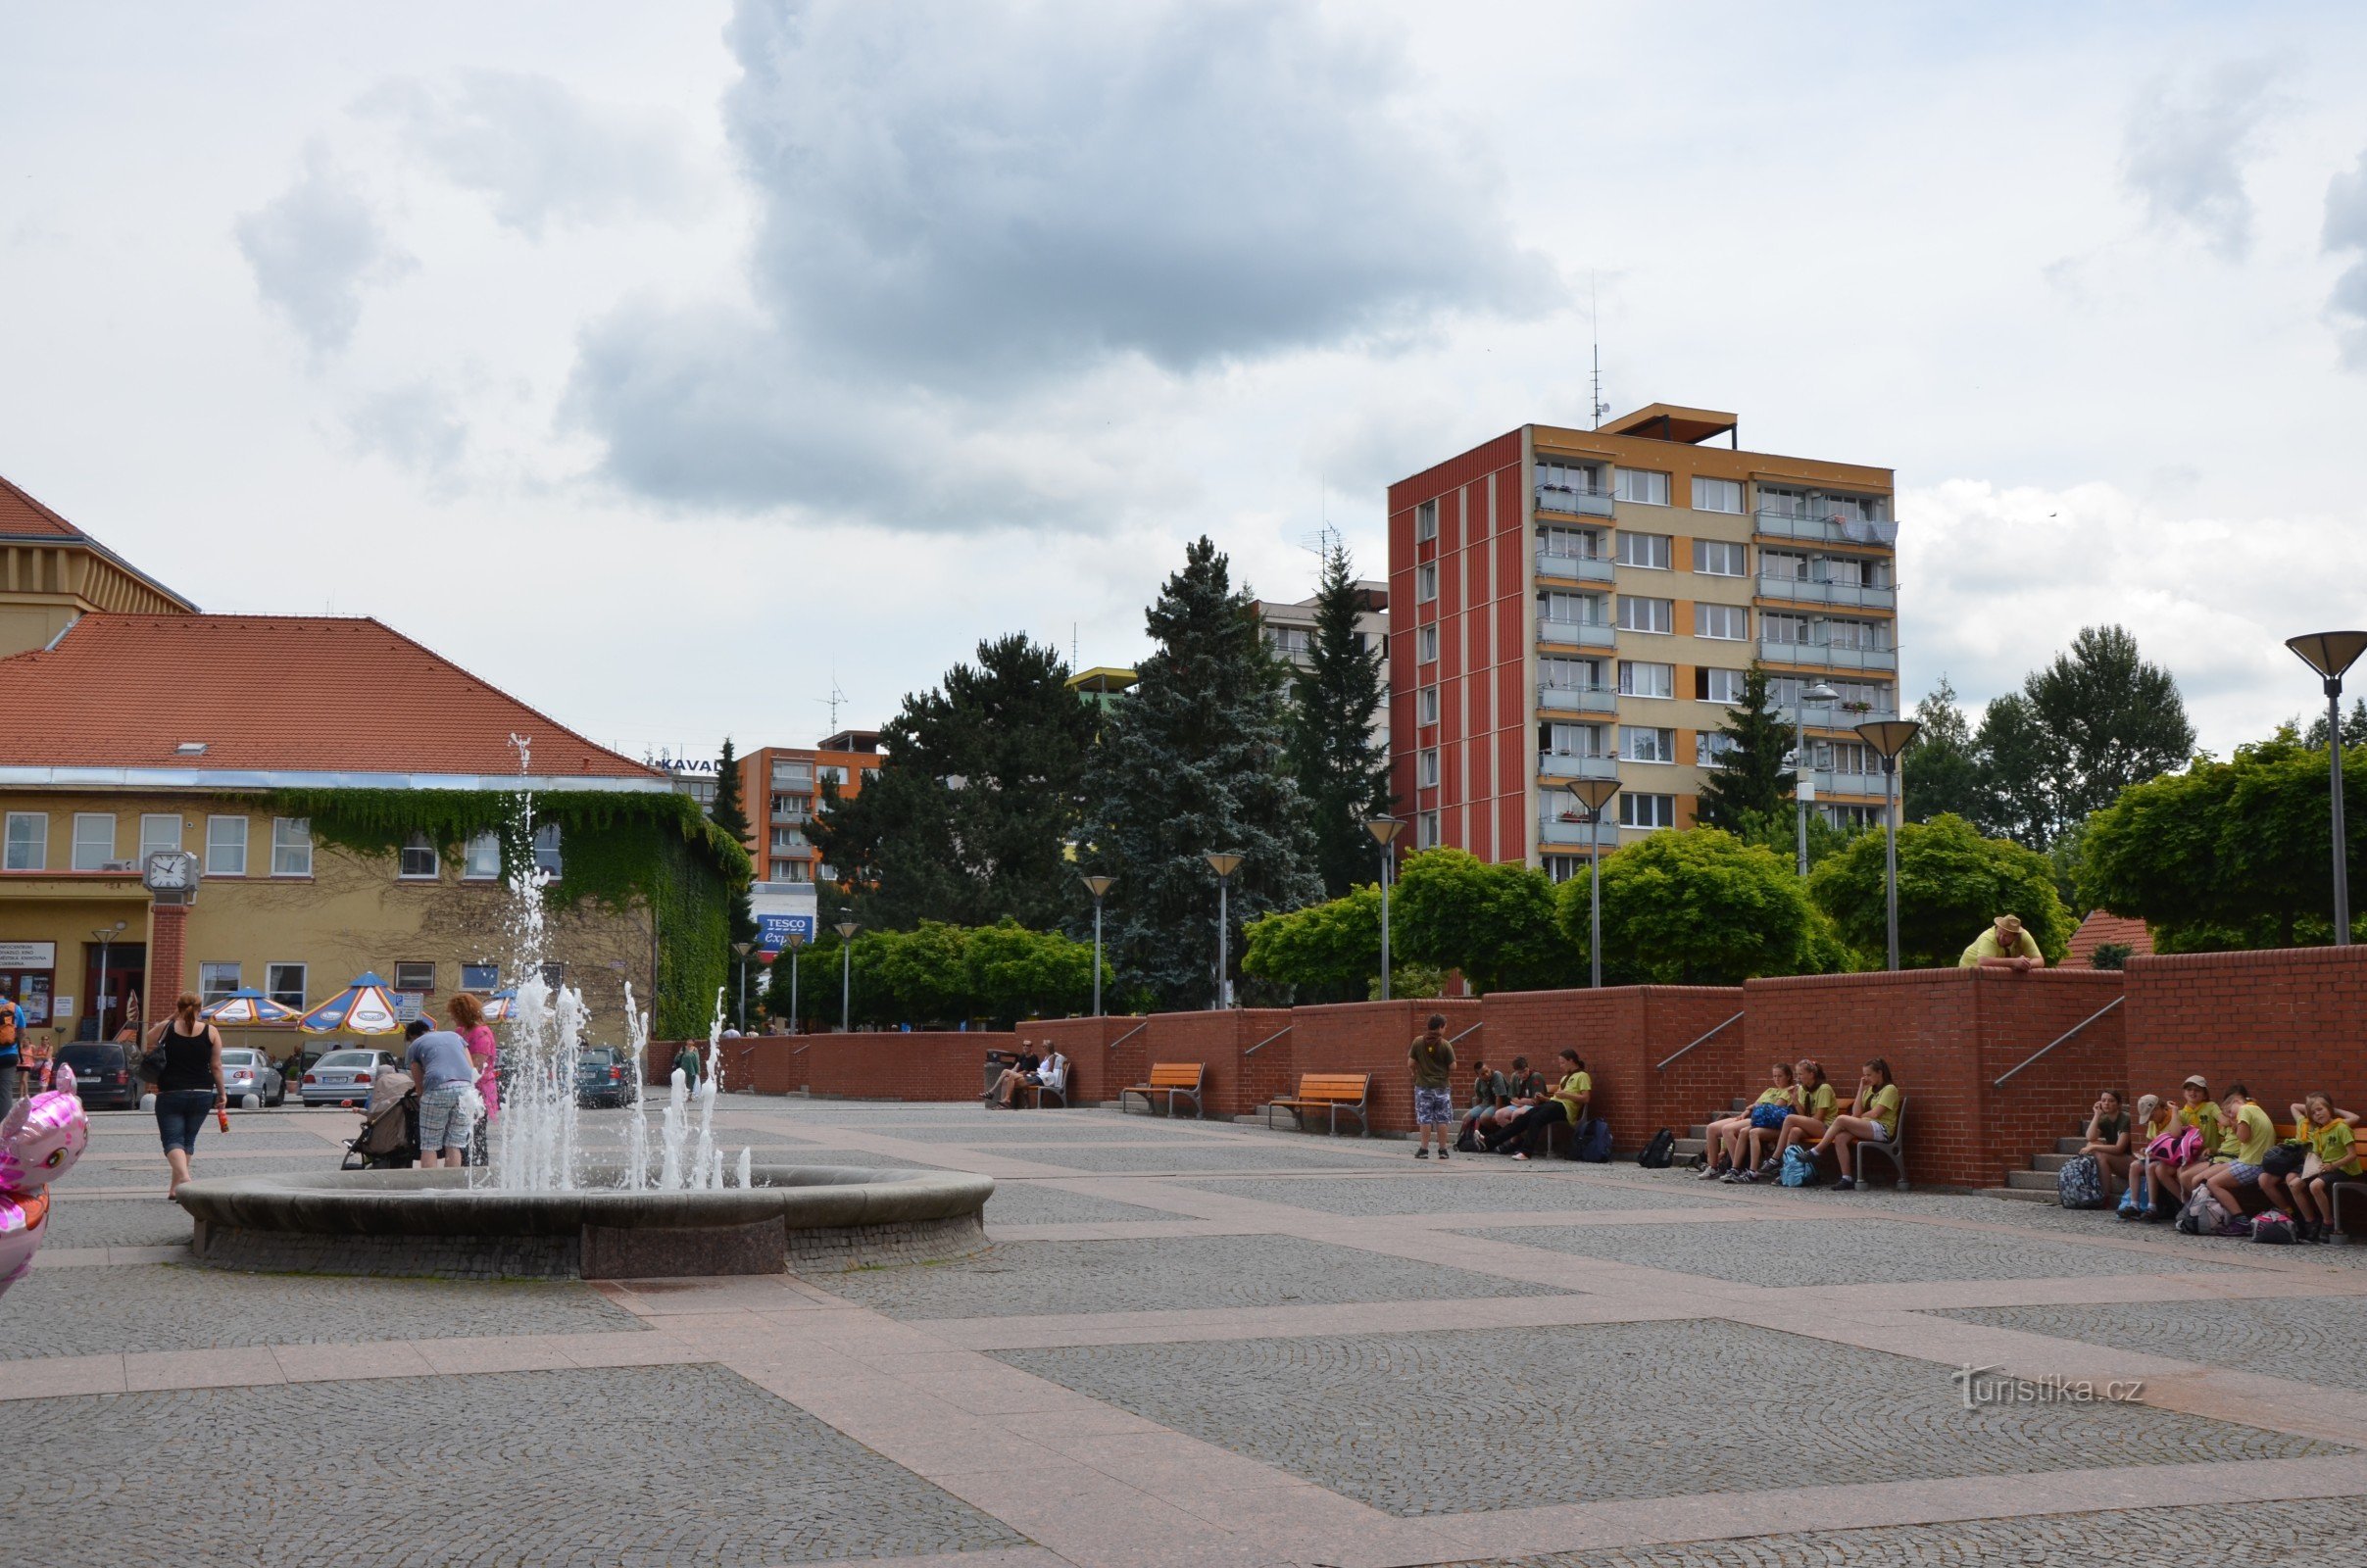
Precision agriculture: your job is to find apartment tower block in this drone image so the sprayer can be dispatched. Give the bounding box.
[1387,403,1898,878]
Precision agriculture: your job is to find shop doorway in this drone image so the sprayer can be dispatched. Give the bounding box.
[81,943,146,1043]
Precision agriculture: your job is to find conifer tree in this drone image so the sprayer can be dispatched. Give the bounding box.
[710,737,759,954]
[1694,665,1792,832]
[1287,539,1393,896]
[1083,537,1323,1009]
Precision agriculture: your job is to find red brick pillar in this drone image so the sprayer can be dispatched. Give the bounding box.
[147,902,189,1010]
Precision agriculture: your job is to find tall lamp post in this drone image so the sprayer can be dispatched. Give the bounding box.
[782,929,806,1034]
[834,908,858,1032]
[1793,680,1841,876]
[1854,719,1922,971]
[1081,874,1114,1016]
[1365,819,1403,1001]
[2288,632,2367,946]
[89,919,126,1041]
[1204,853,1243,1009]
[1565,778,1621,989]
[731,941,755,1033]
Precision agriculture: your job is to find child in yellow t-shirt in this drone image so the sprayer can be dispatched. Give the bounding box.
[2293,1092,2366,1244]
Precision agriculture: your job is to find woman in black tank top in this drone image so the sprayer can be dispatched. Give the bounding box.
[148,992,222,1197]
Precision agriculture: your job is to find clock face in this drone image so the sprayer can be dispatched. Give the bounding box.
[143,851,196,890]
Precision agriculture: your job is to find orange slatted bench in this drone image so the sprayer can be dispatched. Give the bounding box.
[1268,1073,1372,1138]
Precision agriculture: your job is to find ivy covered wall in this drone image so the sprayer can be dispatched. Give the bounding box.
[271,787,750,1039]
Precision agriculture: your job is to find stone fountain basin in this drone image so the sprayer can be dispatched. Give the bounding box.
[174,1164,994,1281]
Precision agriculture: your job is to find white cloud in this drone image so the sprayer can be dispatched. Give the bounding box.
[233,143,413,358]
[2119,60,2284,260]
[2323,147,2367,368]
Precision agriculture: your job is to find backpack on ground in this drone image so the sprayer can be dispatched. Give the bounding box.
[1779,1145,1819,1187]
[1570,1116,1613,1162]
[1637,1128,1674,1168]
[2176,1187,2228,1236]
[2251,1210,2296,1245]
[2056,1154,2105,1209]
[1455,1121,1481,1153]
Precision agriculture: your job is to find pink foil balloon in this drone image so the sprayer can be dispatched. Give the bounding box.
[0,1064,89,1296]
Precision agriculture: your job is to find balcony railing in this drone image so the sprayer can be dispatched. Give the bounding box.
[1756,573,1897,610]
[1537,751,1618,781]
[770,809,810,826]
[1537,617,1614,650]
[1798,766,1890,801]
[1535,550,1614,584]
[1758,637,1899,671]
[1753,508,1898,548]
[1537,812,1615,849]
[1538,682,1617,713]
[1772,700,1901,727]
[1535,483,1616,518]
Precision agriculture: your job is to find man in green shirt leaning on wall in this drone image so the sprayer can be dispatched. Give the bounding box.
[1959,913,2045,971]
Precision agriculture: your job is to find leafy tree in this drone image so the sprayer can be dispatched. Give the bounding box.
[1393,848,1577,994]
[1902,676,1985,823]
[761,918,1098,1028]
[2303,697,2367,751]
[1808,812,2072,969]
[1971,692,2055,847]
[1556,828,1844,984]
[710,737,759,956]
[2078,732,2367,951]
[964,919,1099,1025]
[1732,805,1862,871]
[2026,624,2195,825]
[1695,665,1792,832]
[1242,883,1382,1003]
[1287,540,1394,897]
[1081,538,1323,1009]
[811,635,1096,932]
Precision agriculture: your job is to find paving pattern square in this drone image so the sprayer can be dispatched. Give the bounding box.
[2,1363,1021,1567]
[824,1233,1568,1319]
[875,1118,1220,1144]
[1478,1494,2367,1567]
[986,1140,1389,1173]
[38,1198,194,1250]
[65,1153,336,1190]
[1479,1215,2239,1286]
[1182,1172,1726,1216]
[995,1319,2342,1516]
[1931,1295,2367,1391]
[982,1183,1194,1225]
[1,1261,643,1358]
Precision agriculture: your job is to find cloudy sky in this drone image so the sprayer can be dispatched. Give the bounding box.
[6,1,2367,761]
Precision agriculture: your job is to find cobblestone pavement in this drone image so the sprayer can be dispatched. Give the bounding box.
[64,1152,339,1189]
[825,1233,1568,1319]
[1931,1296,2367,1392]
[14,1092,2367,1568]
[996,1319,2338,1515]
[1481,1215,2240,1286]
[4,1364,1021,1567]
[0,1261,642,1357]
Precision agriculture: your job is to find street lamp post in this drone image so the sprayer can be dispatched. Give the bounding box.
[731,941,755,1033]
[834,908,858,1032]
[1365,818,1403,1001]
[1204,853,1243,1009]
[1855,719,1923,971]
[1565,778,1622,988]
[1794,680,1841,876]
[89,919,126,1041]
[2288,632,2367,946]
[782,929,806,1034]
[1081,875,1114,1016]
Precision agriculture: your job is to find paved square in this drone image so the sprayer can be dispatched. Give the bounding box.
[39,1198,195,1249]
[985,1140,1396,1172]
[983,1183,1197,1225]
[1931,1296,2367,1392]
[1182,1172,1726,1216]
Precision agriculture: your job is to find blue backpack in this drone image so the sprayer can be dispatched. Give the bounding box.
[1570,1116,1613,1162]
[1779,1146,1819,1187]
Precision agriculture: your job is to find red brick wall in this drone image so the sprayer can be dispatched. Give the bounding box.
[2125,946,2367,1115]
[1479,987,1747,1152]
[1971,970,2126,1188]
[1023,1017,1132,1104]
[792,1032,1018,1101]
[147,903,187,1008]
[1115,1009,1293,1118]
[1290,1000,1483,1132]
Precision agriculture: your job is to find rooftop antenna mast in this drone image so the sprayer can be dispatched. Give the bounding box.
[1590,271,1609,430]
[815,668,847,736]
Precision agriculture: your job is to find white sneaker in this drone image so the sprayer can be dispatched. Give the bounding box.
[1510,1152,1529,1161]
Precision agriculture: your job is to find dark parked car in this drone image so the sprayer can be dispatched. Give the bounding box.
[53,1042,140,1109]
[574,1048,633,1108]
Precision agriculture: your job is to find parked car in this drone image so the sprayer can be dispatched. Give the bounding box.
[220,1048,285,1107]
[52,1042,140,1110]
[299,1048,397,1106]
[574,1047,633,1108]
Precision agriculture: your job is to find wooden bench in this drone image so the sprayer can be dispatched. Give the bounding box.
[1269,1072,1372,1138]
[1853,1094,1909,1190]
[1120,1062,1204,1119]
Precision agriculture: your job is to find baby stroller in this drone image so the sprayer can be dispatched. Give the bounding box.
[341,1067,419,1170]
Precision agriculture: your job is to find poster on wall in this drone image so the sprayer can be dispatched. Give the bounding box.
[0,943,55,968]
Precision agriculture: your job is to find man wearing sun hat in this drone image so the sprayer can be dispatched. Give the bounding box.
[1958,912,2045,971]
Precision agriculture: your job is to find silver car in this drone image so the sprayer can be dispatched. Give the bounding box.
[220,1048,285,1107]
[300,1048,396,1106]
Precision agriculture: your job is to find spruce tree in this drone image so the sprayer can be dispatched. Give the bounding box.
[1902,675,1985,823]
[1695,665,1792,832]
[1083,537,1323,1010]
[709,737,759,953]
[1287,539,1393,896]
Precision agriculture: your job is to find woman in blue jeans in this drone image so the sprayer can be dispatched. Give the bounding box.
[146,991,224,1198]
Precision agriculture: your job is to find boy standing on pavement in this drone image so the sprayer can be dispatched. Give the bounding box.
[1409,1012,1455,1161]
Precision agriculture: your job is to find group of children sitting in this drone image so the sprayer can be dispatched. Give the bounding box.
[2070,1075,2362,1242]
[1456,1051,1594,1159]
[1694,1057,1904,1191]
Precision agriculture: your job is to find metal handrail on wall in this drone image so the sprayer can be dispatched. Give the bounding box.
[1992,996,2124,1089]
[1244,1024,1293,1056]
[1653,1010,1745,1073]
[1107,1019,1151,1053]
[1449,1021,1485,1044]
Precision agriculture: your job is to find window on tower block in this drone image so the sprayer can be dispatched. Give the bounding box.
[1620,793,1677,829]
[1615,532,1670,569]
[1691,476,1745,513]
[1618,661,1674,699]
[1695,603,1749,640]
[1415,500,1438,542]
[1418,687,1440,724]
[1415,564,1438,603]
[1616,596,1671,633]
[1614,468,1670,506]
[1621,726,1676,763]
[1693,540,1748,576]
[1697,667,1747,704]
[1417,625,1439,662]
[1418,749,1440,787]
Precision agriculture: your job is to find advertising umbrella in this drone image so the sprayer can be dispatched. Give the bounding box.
[202,988,301,1025]
[295,972,406,1036]
[478,988,518,1021]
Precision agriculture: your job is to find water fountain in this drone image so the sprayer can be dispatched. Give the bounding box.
[173,763,991,1279]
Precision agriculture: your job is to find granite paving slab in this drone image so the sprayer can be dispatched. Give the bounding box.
[35,1198,195,1250]
[982,1185,1194,1226]
[996,1319,2342,1516]
[1930,1296,2367,1391]
[1183,1173,1726,1216]
[985,1142,1388,1173]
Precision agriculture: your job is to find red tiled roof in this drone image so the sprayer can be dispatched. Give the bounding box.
[2066,909,2153,967]
[0,474,84,540]
[0,613,660,780]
